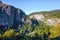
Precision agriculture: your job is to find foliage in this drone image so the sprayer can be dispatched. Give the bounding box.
[3,29,15,38]
[0,34,2,39]
[0,22,60,40]
[49,23,60,39]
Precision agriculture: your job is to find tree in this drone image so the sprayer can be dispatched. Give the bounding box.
[0,34,2,40]
[3,29,15,38]
[49,23,60,39]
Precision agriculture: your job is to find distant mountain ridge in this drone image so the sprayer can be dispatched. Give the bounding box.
[29,10,60,18]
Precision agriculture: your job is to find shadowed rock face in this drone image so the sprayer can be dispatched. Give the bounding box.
[30,18,39,31]
[0,1,27,29]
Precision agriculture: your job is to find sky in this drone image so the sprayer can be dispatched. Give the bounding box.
[1,0,60,15]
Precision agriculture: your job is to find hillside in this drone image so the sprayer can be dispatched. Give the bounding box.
[0,1,60,40]
[29,10,60,18]
[29,10,60,26]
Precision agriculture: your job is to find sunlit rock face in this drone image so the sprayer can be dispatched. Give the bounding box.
[45,18,60,26]
[30,14,45,21]
[0,1,27,28]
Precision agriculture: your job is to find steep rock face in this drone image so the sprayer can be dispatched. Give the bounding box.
[0,2,27,28]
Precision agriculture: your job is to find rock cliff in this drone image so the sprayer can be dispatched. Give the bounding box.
[0,1,27,29]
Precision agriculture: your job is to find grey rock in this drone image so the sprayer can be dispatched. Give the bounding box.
[0,1,27,29]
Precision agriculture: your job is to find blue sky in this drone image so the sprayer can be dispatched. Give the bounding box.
[1,0,60,14]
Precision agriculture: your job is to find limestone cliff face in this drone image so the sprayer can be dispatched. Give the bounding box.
[0,1,27,27]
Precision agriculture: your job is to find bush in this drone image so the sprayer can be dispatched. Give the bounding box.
[3,29,15,38]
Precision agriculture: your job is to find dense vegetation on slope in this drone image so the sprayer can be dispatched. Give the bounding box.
[0,21,60,40]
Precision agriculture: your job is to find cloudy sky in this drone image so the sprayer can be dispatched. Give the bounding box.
[1,0,60,14]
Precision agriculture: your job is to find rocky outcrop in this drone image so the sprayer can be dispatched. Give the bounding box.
[29,13,60,26]
[29,14,45,21]
[45,18,60,26]
[0,1,27,29]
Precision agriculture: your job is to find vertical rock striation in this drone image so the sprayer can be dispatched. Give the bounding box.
[0,1,27,29]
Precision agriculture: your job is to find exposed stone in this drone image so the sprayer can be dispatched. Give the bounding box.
[45,18,60,26]
[29,14,45,21]
[0,1,27,29]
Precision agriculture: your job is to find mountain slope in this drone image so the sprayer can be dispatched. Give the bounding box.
[0,1,27,29]
[29,10,60,26]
